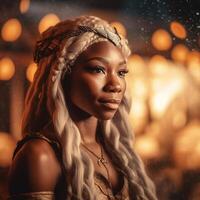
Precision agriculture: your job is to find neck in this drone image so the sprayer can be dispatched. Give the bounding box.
[75,117,99,144]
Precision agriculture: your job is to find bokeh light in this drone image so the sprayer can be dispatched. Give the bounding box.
[38,13,60,33]
[172,110,187,129]
[135,135,160,159]
[149,55,169,75]
[149,61,186,119]
[173,121,200,170]
[171,44,189,63]
[1,18,22,42]
[127,54,146,75]
[187,51,200,84]
[19,0,30,14]
[0,57,15,80]
[26,62,37,82]
[186,51,200,67]
[0,132,16,167]
[170,21,187,39]
[130,99,149,134]
[110,21,126,37]
[151,29,172,51]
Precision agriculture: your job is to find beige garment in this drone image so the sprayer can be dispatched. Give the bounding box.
[7,177,129,200]
[94,172,129,200]
[7,191,55,200]
[8,133,129,200]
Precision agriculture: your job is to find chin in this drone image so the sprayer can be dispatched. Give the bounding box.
[96,111,117,120]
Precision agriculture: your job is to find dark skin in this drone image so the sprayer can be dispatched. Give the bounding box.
[8,41,128,197]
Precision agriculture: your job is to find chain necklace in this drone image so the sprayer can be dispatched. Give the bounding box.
[81,143,121,198]
[81,143,107,166]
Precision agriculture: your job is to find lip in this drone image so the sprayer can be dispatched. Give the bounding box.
[98,98,121,109]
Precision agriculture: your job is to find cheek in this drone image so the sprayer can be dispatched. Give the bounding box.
[70,75,104,103]
[120,79,126,95]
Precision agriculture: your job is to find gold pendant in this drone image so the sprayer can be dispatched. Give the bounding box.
[97,157,107,166]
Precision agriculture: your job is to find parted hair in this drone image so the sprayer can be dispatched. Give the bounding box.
[22,16,157,200]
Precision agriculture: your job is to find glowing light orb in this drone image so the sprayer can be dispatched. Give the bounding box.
[127,54,146,75]
[170,21,187,39]
[171,44,189,63]
[187,51,200,83]
[0,57,15,80]
[1,18,22,42]
[110,21,126,37]
[26,62,37,82]
[151,29,172,51]
[38,13,60,33]
[19,0,30,14]
[173,121,200,170]
[149,55,169,75]
[135,135,160,159]
[186,51,200,66]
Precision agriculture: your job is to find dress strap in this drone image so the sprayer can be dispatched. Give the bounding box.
[7,191,55,200]
[12,132,61,161]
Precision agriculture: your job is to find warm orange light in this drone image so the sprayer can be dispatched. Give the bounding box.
[129,99,148,134]
[149,55,169,74]
[135,135,160,159]
[171,44,189,63]
[19,0,30,14]
[111,21,126,37]
[0,57,15,80]
[38,13,60,33]
[26,62,37,82]
[172,111,187,129]
[170,21,187,39]
[186,51,200,66]
[149,60,186,119]
[1,18,22,42]
[187,51,200,83]
[0,132,16,167]
[127,54,146,74]
[173,121,200,170]
[151,29,172,51]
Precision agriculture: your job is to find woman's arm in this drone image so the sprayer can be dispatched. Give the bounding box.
[8,139,62,198]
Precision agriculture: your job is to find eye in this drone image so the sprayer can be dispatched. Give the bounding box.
[85,66,105,74]
[118,69,129,78]
[93,67,105,74]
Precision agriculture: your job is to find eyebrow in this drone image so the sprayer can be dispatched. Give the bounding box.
[84,56,127,66]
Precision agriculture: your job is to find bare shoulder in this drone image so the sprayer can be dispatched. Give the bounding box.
[8,138,62,195]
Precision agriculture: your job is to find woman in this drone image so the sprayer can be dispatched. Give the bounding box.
[8,16,157,200]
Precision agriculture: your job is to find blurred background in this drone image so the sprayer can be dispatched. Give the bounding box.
[0,0,199,199]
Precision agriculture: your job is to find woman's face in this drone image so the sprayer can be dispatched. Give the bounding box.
[64,41,128,120]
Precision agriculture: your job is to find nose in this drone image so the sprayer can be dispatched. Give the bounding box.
[103,74,122,93]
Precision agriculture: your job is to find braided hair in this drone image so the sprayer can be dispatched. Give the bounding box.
[22,16,157,200]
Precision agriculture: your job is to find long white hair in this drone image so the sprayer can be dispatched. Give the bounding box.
[22,16,157,200]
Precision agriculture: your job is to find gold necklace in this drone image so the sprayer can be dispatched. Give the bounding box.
[81,143,107,166]
[81,143,116,197]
